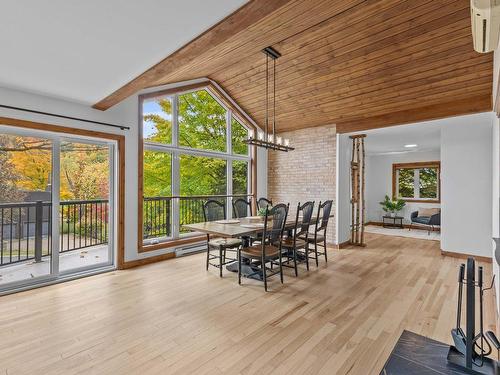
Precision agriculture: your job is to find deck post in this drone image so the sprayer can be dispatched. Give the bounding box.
[34,201,43,263]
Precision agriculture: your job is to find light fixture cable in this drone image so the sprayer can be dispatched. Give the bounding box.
[243,46,293,151]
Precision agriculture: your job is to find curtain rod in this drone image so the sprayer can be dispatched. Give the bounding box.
[0,104,130,130]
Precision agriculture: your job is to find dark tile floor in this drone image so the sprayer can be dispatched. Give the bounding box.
[381,330,497,375]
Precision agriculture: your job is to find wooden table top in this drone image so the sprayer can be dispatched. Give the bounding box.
[183,215,331,238]
[183,217,272,238]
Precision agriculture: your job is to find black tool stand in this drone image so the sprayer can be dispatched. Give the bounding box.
[447,257,500,374]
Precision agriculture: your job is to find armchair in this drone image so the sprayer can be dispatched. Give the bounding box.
[410,209,440,235]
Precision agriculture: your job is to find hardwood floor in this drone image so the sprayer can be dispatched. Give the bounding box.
[0,233,496,375]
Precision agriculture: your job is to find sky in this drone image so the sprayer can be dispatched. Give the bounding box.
[143,100,171,138]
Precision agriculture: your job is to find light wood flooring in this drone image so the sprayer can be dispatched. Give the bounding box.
[0,233,496,375]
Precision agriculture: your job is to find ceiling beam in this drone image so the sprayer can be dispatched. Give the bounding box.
[92,0,295,110]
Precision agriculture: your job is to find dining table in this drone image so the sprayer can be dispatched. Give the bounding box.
[183,215,327,280]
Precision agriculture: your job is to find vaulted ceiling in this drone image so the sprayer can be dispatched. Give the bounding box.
[95,0,493,133]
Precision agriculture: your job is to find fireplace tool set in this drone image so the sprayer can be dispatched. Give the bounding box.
[448,257,499,374]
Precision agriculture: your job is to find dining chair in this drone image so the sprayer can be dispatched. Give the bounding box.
[257,197,272,211]
[232,198,252,218]
[203,199,241,277]
[281,201,315,275]
[302,200,333,266]
[238,203,289,291]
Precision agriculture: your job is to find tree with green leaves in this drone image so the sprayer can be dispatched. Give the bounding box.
[143,89,249,198]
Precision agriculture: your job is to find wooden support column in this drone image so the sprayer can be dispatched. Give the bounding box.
[350,134,367,247]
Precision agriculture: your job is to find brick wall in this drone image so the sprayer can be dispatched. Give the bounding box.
[267,124,336,243]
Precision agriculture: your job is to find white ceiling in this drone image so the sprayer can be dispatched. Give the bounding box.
[0,0,248,105]
[348,120,442,155]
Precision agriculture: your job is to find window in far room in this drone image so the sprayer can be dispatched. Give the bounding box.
[392,161,440,203]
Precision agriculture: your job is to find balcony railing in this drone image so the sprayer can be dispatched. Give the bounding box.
[143,196,171,239]
[143,194,251,241]
[0,199,109,266]
[1,195,251,266]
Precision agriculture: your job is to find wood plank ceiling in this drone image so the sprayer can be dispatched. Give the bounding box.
[94,0,493,133]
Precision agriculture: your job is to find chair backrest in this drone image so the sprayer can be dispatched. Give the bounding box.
[232,198,252,218]
[261,203,289,254]
[315,200,333,232]
[257,197,272,211]
[296,201,315,237]
[203,199,226,222]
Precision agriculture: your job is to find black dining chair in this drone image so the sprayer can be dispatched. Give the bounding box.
[302,200,333,266]
[257,197,272,211]
[203,199,241,277]
[232,198,252,218]
[281,201,315,275]
[238,203,289,291]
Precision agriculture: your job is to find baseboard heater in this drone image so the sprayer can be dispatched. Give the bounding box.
[175,242,206,257]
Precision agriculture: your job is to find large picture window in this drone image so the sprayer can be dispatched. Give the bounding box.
[392,161,440,203]
[140,86,253,249]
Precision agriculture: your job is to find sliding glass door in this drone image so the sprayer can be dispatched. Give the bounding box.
[0,127,116,293]
[58,139,114,273]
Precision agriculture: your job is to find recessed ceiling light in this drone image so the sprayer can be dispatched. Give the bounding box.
[404,144,418,148]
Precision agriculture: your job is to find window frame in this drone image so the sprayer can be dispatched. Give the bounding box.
[138,82,256,252]
[392,161,441,203]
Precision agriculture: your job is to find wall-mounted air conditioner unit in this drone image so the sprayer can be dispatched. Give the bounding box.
[471,0,500,53]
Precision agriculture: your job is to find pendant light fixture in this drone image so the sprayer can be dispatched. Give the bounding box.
[244,46,293,152]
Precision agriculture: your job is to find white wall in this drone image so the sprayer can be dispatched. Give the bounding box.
[492,49,500,312]
[365,150,441,223]
[440,113,493,257]
[0,84,268,263]
[492,113,499,310]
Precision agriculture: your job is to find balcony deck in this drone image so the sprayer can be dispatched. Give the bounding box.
[0,244,109,285]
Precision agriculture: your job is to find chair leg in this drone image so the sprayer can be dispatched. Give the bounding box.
[238,249,242,285]
[293,248,298,277]
[305,243,310,271]
[206,235,210,270]
[279,254,283,284]
[262,255,268,292]
[314,242,319,267]
[219,246,223,278]
[323,238,328,262]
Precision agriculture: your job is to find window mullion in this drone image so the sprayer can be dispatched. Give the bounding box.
[227,161,233,219]
[143,141,249,161]
[226,109,232,218]
[172,95,180,239]
[172,94,179,148]
[227,109,232,155]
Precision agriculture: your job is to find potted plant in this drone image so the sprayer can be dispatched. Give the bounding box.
[379,195,406,217]
[257,206,271,217]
